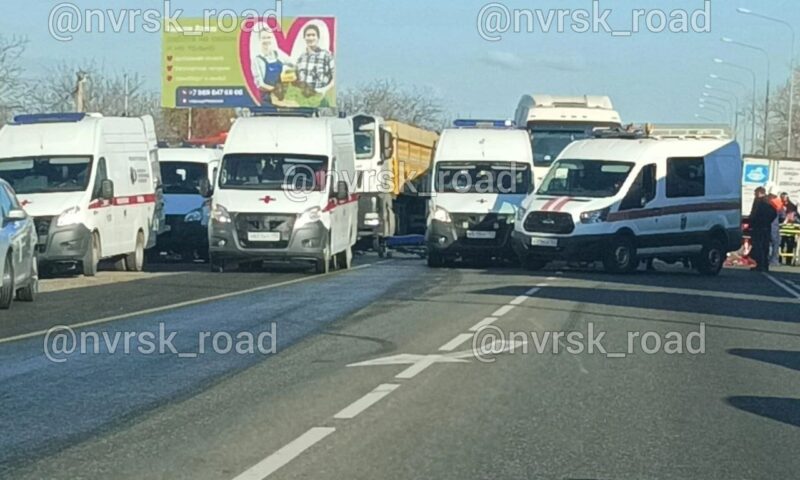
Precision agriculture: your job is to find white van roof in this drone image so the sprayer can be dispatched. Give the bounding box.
[560,137,737,163]
[223,116,348,157]
[0,114,154,158]
[158,147,222,163]
[436,128,532,162]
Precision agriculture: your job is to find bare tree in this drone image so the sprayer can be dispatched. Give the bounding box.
[0,35,29,122]
[25,61,161,118]
[338,79,448,131]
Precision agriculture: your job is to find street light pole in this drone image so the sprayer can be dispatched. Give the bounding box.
[722,37,771,155]
[705,85,741,140]
[737,7,796,156]
[715,58,758,154]
[710,73,754,151]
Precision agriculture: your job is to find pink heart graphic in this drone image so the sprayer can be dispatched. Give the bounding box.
[239,17,336,105]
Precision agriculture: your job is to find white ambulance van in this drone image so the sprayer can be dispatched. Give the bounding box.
[0,113,160,276]
[207,115,358,274]
[512,127,742,275]
[426,120,534,267]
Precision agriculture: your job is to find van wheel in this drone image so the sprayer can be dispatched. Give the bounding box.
[522,256,547,271]
[603,235,638,274]
[0,254,14,310]
[17,257,38,302]
[337,246,353,270]
[82,232,100,277]
[125,231,145,272]
[210,255,225,273]
[315,252,331,274]
[427,251,444,268]
[695,239,725,276]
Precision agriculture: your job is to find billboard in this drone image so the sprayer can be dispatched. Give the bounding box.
[162,17,336,109]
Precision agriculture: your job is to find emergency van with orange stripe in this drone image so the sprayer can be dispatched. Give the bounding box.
[207,115,358,274]
[0,113,161,276]
[512,127,743,275]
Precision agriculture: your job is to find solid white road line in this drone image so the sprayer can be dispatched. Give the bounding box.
[491,305,516,317]
[334,384,400,419]
[0,264,373,345]
[232,427,336,480]
[764,273,800,300]
[438,333,474,352]
[469,317,498,332]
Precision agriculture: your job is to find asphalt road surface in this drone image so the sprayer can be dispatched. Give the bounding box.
[1,256,799,480]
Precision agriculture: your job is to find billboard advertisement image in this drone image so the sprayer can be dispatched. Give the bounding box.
[162,16,336,109]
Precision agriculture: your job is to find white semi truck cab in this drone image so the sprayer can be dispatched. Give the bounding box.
[515,95,622,186]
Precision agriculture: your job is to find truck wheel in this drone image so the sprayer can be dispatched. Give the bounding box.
[0,254,14,310]
[695,239,725,276]
[125,231,146,272]
[82,232,100,277]
[522,256,547,271]
[603,235,638,274]
[16,257,38,302]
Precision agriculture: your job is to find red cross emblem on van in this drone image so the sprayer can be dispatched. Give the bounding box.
[260,196,276,204]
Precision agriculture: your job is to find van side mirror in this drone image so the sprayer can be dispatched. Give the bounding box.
[100,179,114,200]
[4,208,26,225]
[335,180,349,202]
[199,178,213,198]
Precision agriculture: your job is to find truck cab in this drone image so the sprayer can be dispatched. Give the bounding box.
[515,95,622,186]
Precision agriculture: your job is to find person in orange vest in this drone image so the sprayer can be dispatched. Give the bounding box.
[767,194,785,266]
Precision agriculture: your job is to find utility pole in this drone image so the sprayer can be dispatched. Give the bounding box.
[187,108,193,140]
[73,71,89,113]
[124,74,130,117]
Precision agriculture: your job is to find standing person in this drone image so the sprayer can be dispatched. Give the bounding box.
[749,187,777,272]
[295,24,335,93]
[780,192,798,264]
[768,194,785,265]
[252,28,284,106]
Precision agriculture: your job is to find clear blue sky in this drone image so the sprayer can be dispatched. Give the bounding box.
[3,0,798,123]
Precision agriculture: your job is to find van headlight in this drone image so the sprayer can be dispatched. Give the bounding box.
[184,208,204,223]
[430,206,452,223]
[211,204,232,224]
[579,207,610,224]
[56,206,82,227]
[295,206,322,229]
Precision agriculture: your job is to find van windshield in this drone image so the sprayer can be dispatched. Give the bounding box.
[0,156,92,194]
[538,159,634,198]
[219,154,329,191]
[160,161,208,195]
[434,161,532,194]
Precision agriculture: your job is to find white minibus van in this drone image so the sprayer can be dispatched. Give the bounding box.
[426,120,534,267]
[0,113,160,276]
[207,115,358,274]
[513,127,742,275]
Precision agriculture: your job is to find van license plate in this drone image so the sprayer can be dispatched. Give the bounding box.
[248,232,281,242]
[531,237,558,247]
[467,230,496,240]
